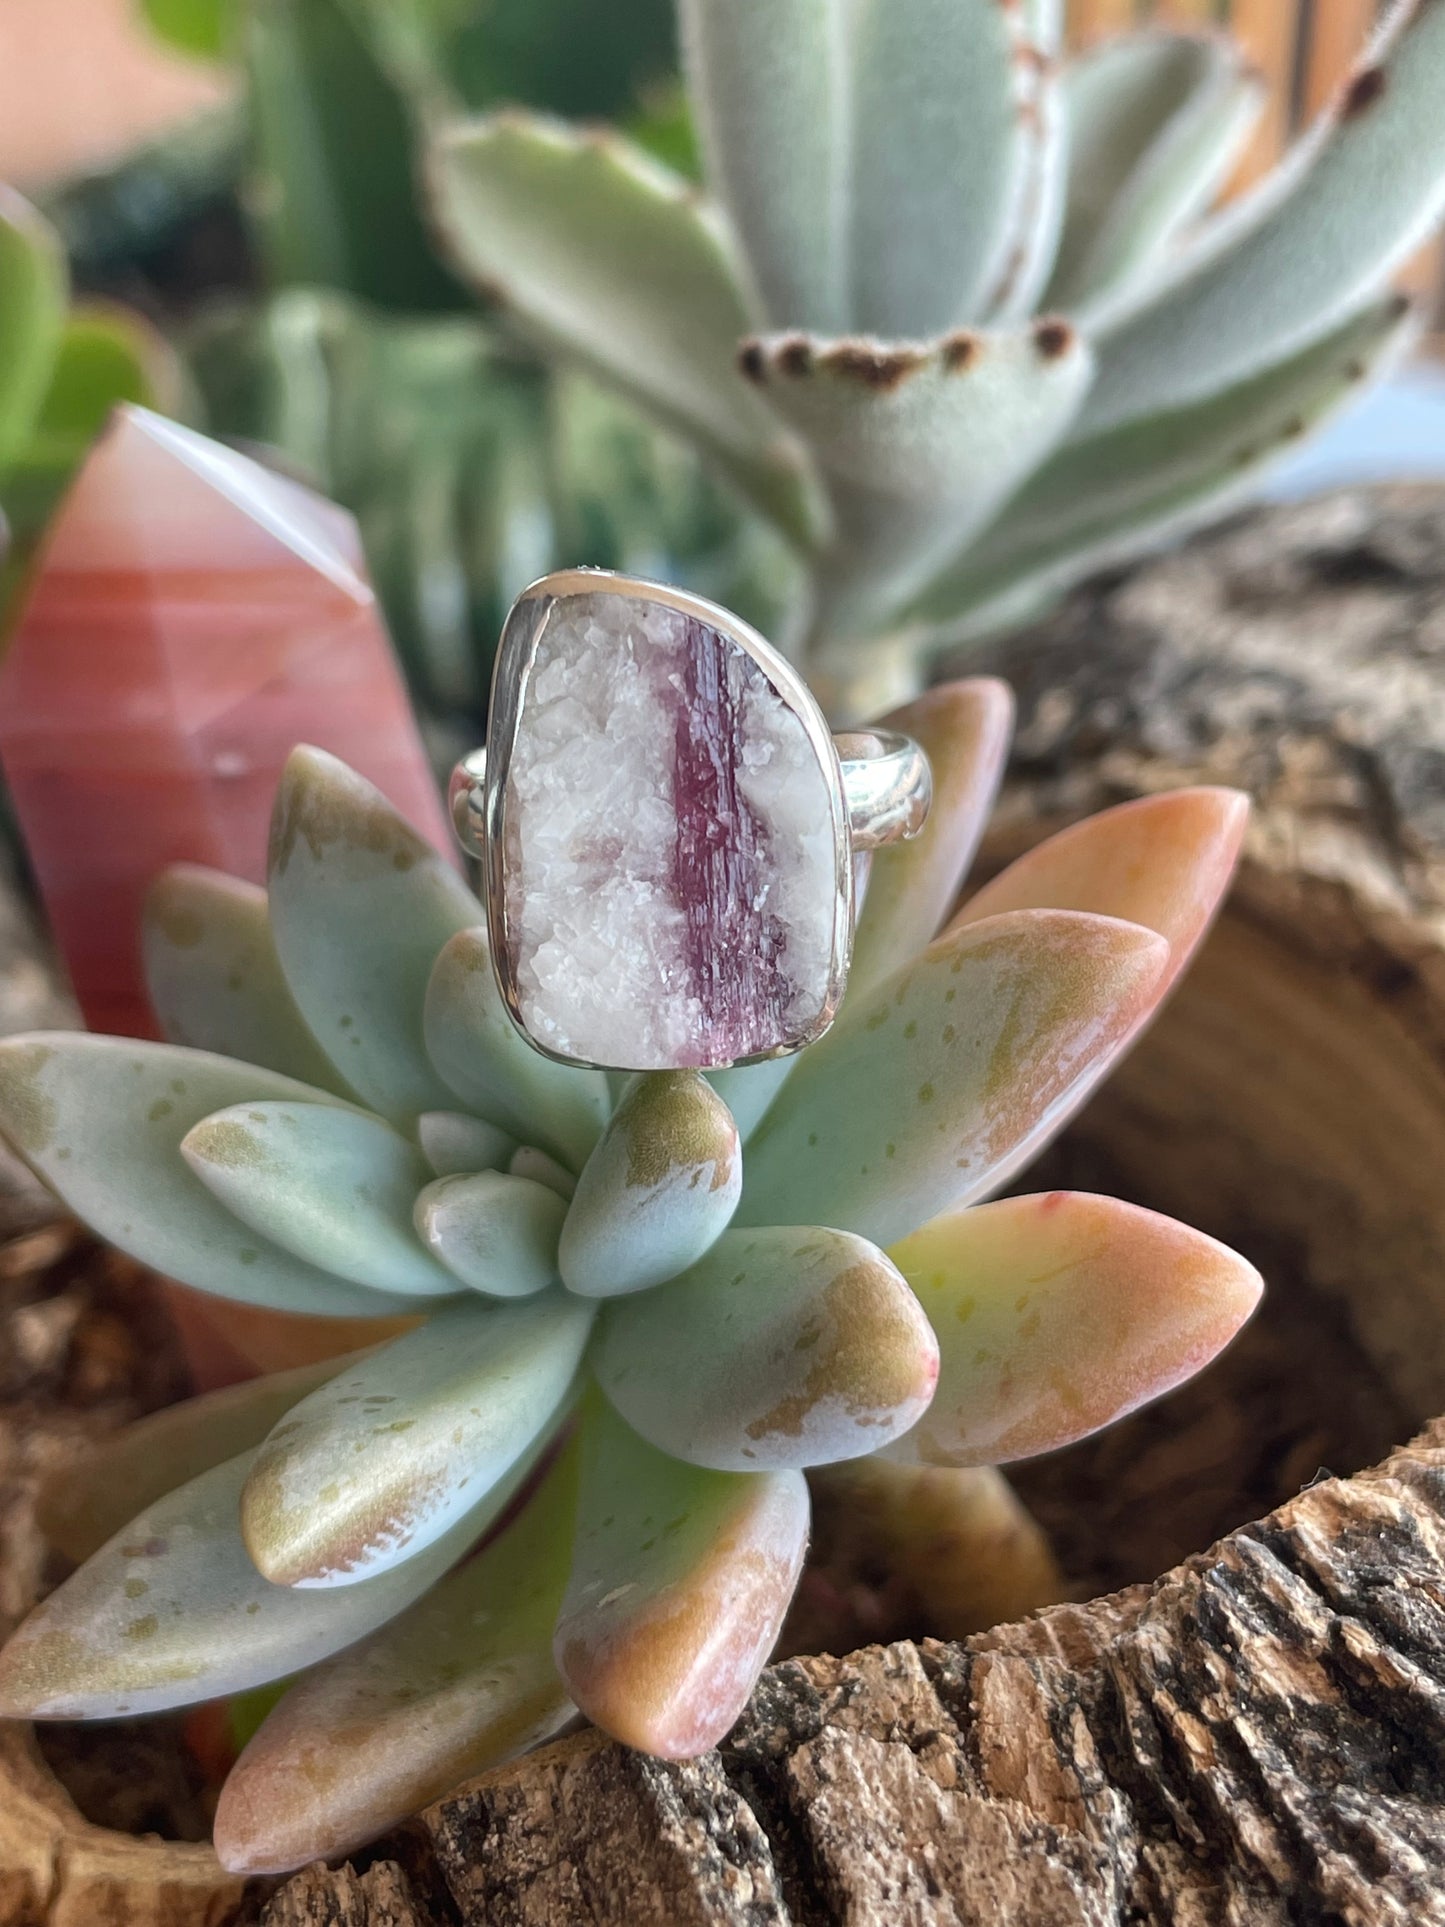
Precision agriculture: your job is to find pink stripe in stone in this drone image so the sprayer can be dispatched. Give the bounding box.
[670,616,788,1066]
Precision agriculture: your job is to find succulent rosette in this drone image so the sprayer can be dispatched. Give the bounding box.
[0,682,1261,1873]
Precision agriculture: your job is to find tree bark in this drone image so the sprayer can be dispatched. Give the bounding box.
[8,484,1445,1923]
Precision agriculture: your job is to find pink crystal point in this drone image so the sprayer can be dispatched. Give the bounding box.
[0,406,453,1038]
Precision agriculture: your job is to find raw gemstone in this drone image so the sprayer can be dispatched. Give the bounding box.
[0,406,453,1037]
[499,590,840,1070]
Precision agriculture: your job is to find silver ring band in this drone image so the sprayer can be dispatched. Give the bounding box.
[450,569,932,1073]
[450,730,931,862]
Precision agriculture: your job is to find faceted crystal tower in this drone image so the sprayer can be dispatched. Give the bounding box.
[0,407,454,1037]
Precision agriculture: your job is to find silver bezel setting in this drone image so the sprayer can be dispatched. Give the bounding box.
[482,568,854,1073]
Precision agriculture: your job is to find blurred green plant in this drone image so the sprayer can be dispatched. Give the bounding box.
[0,188,186,600]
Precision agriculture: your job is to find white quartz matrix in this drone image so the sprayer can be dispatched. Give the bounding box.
[503,592,837,1069]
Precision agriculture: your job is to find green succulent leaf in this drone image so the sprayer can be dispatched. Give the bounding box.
[141,0,236,59]
[424,926,609,1169]
[182,1102,459,1298]
[245,0,463,313]
[36,1357,356,1567]
[554,1392,808,1757]
[678,0,849,332]
[889,1191,1262,1466]
[744,322,1091,638]
[913,294,1414,638]
[1046,31,1266,319]
[593,1225,938,1471]
[559,1072,741,1298]
[241,1295,590,1586]
[267,747,478,1125]
[847,0,1047,335]
[144,866,356,1100]
[848,678,1014,1000]
[1080,0,1445,435]
[213,1437,578,1876]
[0,1451,489,1720]
[417,1109,516,1177]
[413,1170,566,1297]
[0,187,67,471]
[738,910,1169,1247]
[0,1034,417,1317]
[425,111,819,545]
[703,1058,795,1144]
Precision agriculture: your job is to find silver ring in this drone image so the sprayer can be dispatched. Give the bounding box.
[450,569,932,1074]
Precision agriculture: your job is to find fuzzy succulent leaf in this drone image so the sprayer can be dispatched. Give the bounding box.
[738,910,1169,1247]
[704,1057,795,1143]
[0,1034,423,1317]
[1080,0,1445,436]
[913,294,1414,636]
[677,0,848,332]
[888,1191,1262,1466]
[847,0,1050,336]
[413,1170,567,1297]
[183,1102,460,1298]
[267,748,479,1124]
[1046,32,1266,320]
[241,1296,590,1586]
[554,1392,808,1756]
[593,1225,938,1471]
[213,1441,578,1876]
[744,323,1091,638]
[848,678,1014,1000]
[36,1357,356,1566]
[144,866,356,1100]
[416,1109,516,1178]
[0,1451,489,1720]
[424,927,609,1170]
[426,112,818,545]
[559,1072,741,1298]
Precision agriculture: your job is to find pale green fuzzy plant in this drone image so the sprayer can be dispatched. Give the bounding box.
[423,0,1445,706]
[0,690,1265,1873]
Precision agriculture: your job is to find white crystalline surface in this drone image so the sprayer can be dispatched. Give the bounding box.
[502,592,838,1069]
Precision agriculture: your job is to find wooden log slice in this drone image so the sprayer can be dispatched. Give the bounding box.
[8,484,1445,1922]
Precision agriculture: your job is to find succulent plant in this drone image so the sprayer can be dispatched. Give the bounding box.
[0,684,1262,1871]
[424,0,1445,703]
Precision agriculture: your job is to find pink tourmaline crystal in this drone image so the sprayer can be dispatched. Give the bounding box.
[0,406,453,1038]
[499,590,842,1070]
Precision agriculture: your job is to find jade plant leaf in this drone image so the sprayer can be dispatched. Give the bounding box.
[914,294,1415,636]
[847,0,1048,336]
[182,1102,459,1298]
[888,1190,1262,1465]
[426,113,817,544]
[0,1035,417,1318]
[1046,32,1266,319]
[267,747,479,1124]
[739,910,1169,1246]
[241,1295,591,1586]
[848,678,1014,1000]
[36,1356,356,1566]
[1080,0,1445,434]
[559,1072,741,1298]
[144,866,356,1100]
[413,1170,567,1296]
[743,322,1092,636]
[678,0,849,332]
[593,1225,938,1471]
[424,926,609,1170]
[553,1393,808,1756]
[0,1451,490,1720]
[213,1439,578,1875]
